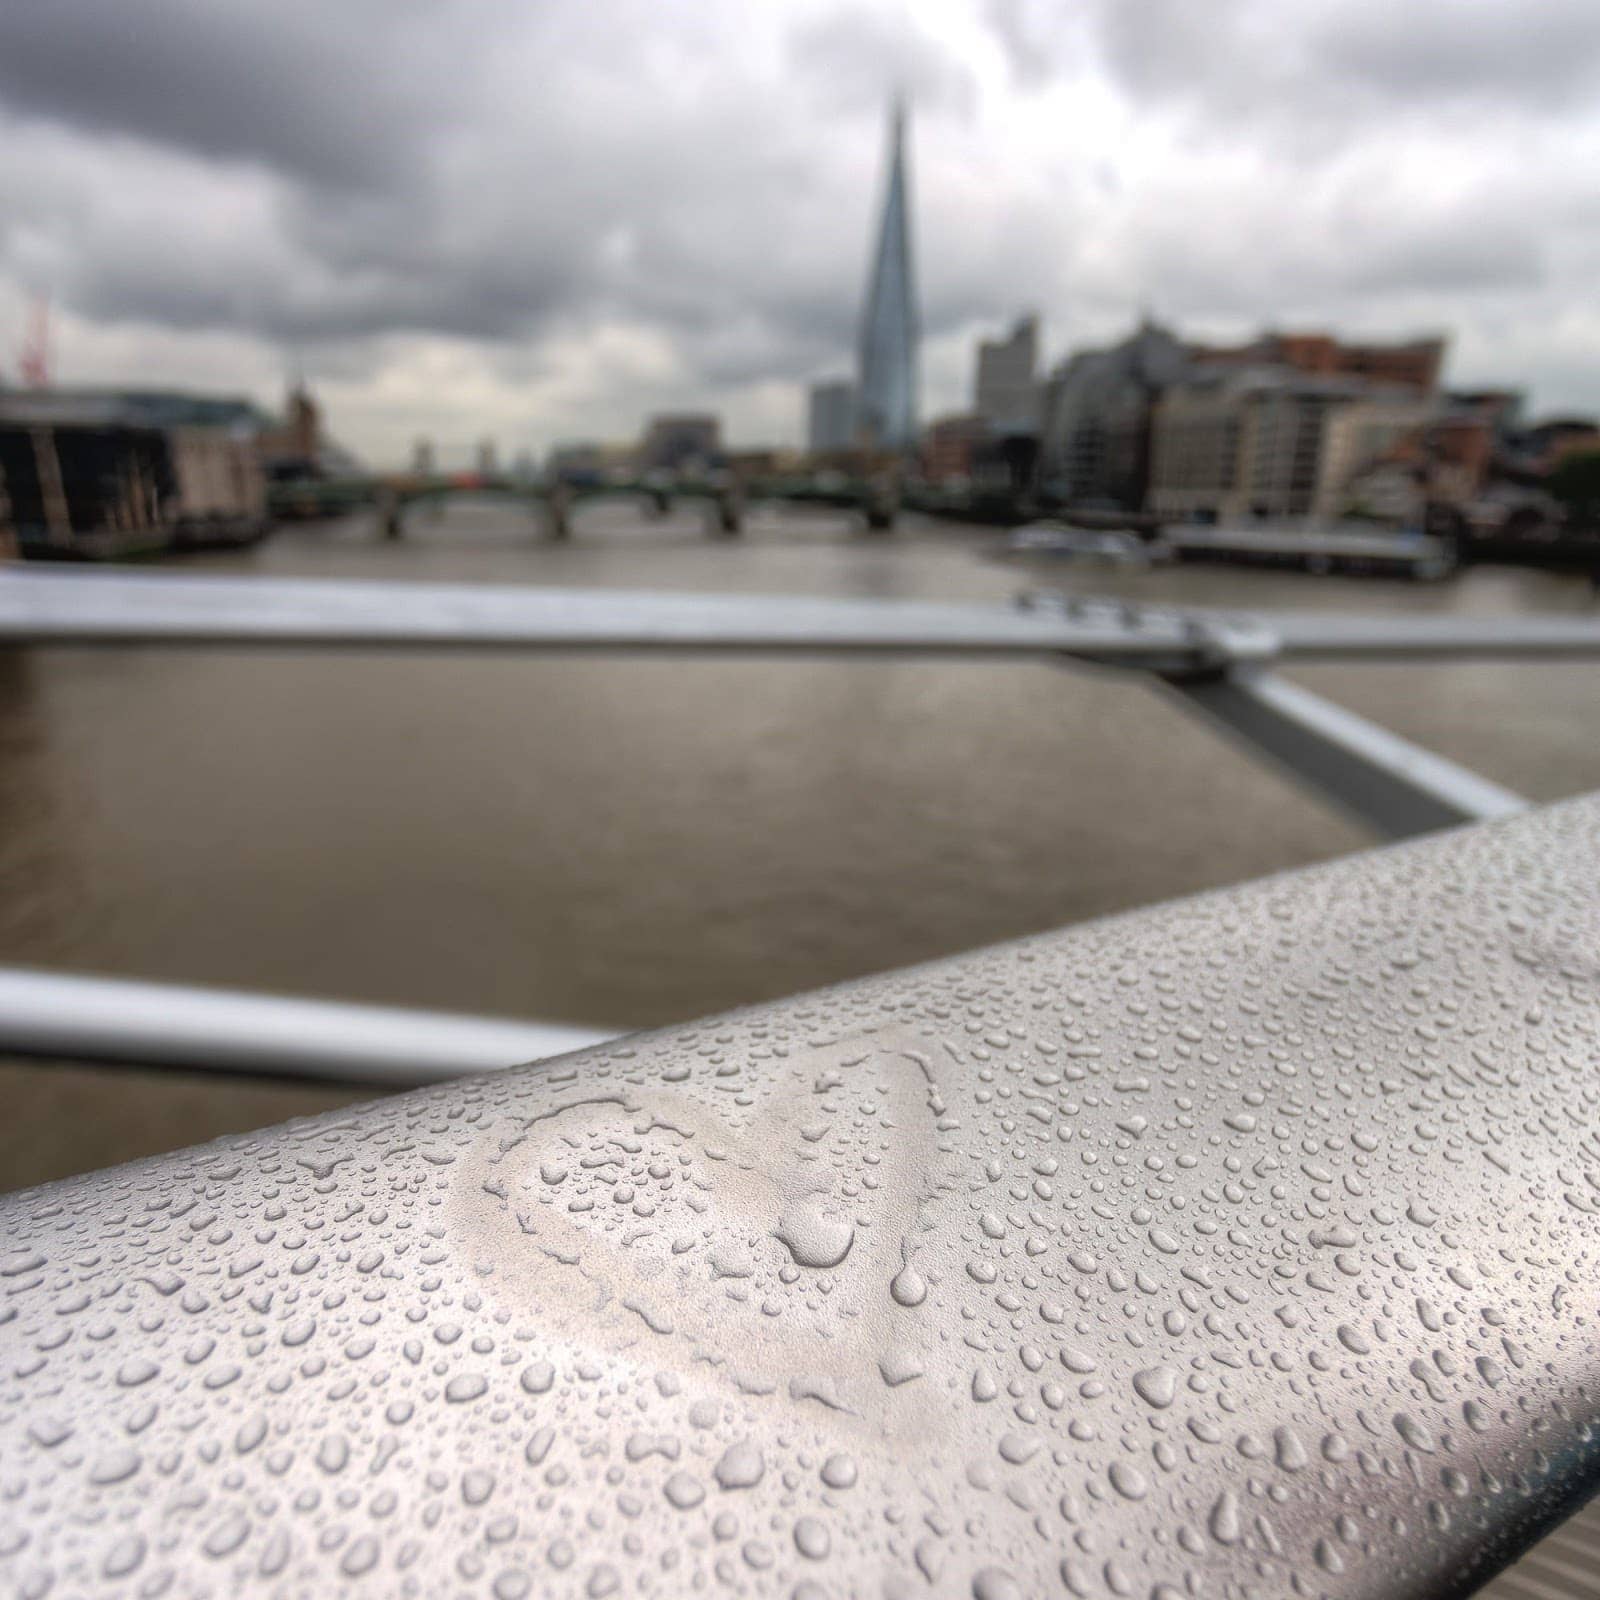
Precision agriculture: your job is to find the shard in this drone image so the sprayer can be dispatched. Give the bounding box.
[856,101,918,453]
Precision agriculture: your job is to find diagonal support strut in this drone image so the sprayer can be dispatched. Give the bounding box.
[1165,667,1528,839]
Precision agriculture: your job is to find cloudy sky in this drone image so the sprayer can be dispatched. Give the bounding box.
[2,0,1598,466]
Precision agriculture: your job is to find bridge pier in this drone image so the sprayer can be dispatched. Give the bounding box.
[544,484,572,542]
[377,488,402,541]
[861,474,900,532]
[712,486,744,537]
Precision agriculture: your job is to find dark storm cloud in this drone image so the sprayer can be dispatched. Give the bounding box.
[786,8,979,115]
[67,232,584,347]
[1319,1,1600,105]
[0,0,481,191]
[1079,0,1600,124]
[0,0,959,385]
[980,0,1080,88]
[1340,226,1545,297]
[4,0,1600,448]
[1121,198,1548,322]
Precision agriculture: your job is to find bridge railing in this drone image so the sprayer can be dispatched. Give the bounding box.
[4,561,1600,1592]
[3,796,1600,1596]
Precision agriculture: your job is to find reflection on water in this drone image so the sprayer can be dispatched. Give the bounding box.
[3,500,1598,1188]
[0,653,90,964]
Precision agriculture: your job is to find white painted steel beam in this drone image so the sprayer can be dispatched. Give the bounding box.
[1261,608,1600,660]
[1167,668,1530,838]
[0,966,616,1087]
[4,571,1596,845]
[5,569,1600,665]
[0,570,1200,661]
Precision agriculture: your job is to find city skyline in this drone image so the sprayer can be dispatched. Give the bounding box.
[2,1,1600,463]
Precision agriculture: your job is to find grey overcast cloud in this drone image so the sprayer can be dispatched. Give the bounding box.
[2,0,1598,464]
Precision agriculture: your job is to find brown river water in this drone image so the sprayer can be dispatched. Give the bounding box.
[4,499,1598,1190]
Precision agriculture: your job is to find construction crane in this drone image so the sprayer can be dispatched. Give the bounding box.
[16,293,50,388]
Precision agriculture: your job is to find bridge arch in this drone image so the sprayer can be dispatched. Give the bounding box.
[280,471,900,543]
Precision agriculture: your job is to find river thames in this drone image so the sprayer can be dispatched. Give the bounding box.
[4,499,1598,1188]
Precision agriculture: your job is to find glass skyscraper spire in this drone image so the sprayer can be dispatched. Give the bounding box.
[856,100,918,453]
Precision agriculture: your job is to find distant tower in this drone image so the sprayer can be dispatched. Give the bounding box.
[807,379,857,454]
[476,438,498,475]
[285,381,320,461]
[412,437,435,473]
[856,101,919,453]
[974,315,1039,430]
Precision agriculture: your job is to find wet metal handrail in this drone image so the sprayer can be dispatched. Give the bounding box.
[3,798,1600,1596]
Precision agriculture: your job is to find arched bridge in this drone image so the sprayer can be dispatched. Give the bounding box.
[268,470,904,540]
